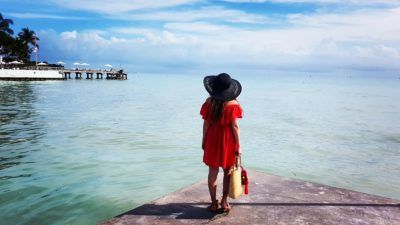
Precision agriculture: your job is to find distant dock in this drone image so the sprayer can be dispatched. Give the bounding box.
[0,68,127,81]
[102,170,400,225]
[61,69,127,80]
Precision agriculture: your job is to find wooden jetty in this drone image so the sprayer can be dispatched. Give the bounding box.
[61,69,127,80]
[101,170,400,225]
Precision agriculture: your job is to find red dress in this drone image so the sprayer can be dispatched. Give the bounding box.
[200,100,243,169]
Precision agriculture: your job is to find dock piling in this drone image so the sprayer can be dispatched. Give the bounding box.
[60,69,127,80]
[63,72,72,79]
[75,72,82,79]
[86,72,93,79]
[96,72,103,79]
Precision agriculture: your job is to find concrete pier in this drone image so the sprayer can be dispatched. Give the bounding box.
[102,170,399,225]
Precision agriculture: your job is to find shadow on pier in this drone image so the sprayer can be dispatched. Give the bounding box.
[119,203,215,220]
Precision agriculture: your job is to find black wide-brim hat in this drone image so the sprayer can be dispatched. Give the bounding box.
[204,73,242,102]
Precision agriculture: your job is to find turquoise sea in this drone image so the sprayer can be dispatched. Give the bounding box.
[1,73,399,225]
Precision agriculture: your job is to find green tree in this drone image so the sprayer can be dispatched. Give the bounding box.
[0,13,14,35]
[10,38,29,61]
[0,13,39,63]
[18,27,39,63]
[0,13,14,59]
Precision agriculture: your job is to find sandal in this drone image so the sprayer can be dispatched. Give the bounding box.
[221,200,231,212]
[209,200,219,212]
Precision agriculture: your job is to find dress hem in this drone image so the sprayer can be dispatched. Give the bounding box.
[203,161,233,170]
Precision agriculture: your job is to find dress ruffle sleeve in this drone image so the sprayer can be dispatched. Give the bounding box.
[221,105,243,124]
[200,102,210,121]
[200,102,242,124]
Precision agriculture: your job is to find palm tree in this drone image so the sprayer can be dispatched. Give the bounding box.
[18,27,39,63]
[0,13,39,63]
[0,13,14,35]
[10,38,28,61]
[0,13,14,60]
[0,34,14,56]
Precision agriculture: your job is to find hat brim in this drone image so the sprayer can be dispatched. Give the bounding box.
[204,75,242,101]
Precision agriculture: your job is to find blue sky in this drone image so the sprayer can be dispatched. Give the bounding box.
[1,0,400,74]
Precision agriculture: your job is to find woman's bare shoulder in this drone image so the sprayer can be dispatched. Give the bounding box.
[225,99,240,106]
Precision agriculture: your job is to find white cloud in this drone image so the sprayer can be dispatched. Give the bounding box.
[50,0,199,14]
[60,31,78,39]
[224,0,400,5]
[7,12,85,20]
[286,7,400,41]
[38,6,400,73]
[110,6,269,23]
[164,22,236,33]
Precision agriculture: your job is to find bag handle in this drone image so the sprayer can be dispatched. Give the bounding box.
[235,155,241,169]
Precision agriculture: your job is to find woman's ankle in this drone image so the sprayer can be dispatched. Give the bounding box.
[221,196,228,203]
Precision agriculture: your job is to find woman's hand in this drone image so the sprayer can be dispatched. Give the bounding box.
[235,154,241,168]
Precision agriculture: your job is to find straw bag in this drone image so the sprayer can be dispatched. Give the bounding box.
[229,156,243,199]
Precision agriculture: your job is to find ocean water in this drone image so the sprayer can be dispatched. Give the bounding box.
[0,73,399,225]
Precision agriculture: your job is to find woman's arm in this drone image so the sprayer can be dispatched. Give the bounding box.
[231,118,241,154]
[202,120,209,150]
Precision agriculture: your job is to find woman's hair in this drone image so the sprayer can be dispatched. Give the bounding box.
[209,97,224,122]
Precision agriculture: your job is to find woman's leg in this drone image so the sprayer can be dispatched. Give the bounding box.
[208,166,219,202]
[221,168,231,209]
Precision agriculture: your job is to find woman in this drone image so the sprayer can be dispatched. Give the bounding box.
[200,73,243,212]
